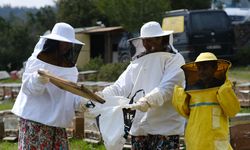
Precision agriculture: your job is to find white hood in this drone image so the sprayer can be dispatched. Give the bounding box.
[130,33,177,59]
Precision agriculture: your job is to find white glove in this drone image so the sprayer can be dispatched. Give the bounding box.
[37,69,50,84]
[79,98,95,112]
[124,97,150,112]
[80,101,88,112]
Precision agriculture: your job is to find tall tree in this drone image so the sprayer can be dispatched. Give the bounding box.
[0,7,56,71]
[0,17,34,71]
[26,6,56,36]
[94,0,171,32]
[56,0,103,27]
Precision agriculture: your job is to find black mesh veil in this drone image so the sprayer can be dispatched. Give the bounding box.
[40,39,83,66]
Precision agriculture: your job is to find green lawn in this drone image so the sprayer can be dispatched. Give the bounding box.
[69,138,105,150]
[0,141,17,150]
[0,100,15,111]
[0,139,105,150]
[239,107,250,113]
[229,66,250,83]
[0,78,21,83]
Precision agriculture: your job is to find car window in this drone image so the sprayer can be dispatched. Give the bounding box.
[190,12,230,33]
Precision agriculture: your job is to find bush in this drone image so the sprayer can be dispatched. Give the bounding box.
[233,46,250,66]
[80,56,104,81]
[81,56,104,71]
[80,57,129,81]
[98,62,129,82]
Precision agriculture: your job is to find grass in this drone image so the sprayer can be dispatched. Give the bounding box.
[0,139,105,150]
[0,100,14,111]
[69,138,105,150]
[239,107,250,113]
[0,79,21,83]
[0,141,17,150]
[229,66,250,83]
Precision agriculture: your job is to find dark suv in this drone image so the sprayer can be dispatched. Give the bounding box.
[162,9,235,62]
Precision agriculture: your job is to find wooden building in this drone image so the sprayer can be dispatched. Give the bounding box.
[75,26,125,69]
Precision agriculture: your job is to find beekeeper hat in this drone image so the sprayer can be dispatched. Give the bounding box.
[181,52,231,88]
[183,52,231,70]
[195,52,218,62]
[40,22,84,45]
[139,21,173,38]
[127,21,179,57]
[128,21,173,41]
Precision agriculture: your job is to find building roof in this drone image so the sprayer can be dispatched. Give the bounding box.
[75,26,123,34]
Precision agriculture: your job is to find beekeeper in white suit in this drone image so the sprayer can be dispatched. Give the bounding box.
[12,22,87,149]
[99,21,186,149]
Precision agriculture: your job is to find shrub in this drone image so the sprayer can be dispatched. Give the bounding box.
[80,56,104,81]
[81,56,104,71]
[80,57,129,81]
[233,46,250,66]
[98,62,129,82]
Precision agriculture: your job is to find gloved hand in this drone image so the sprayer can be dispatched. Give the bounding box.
[80,101,88,112]
[37,69,50,84]
[79,98,95,112]
[124,97,150,112]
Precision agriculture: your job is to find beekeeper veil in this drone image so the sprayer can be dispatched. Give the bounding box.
[181,52,230,90]
[128,21,177,59]
[37,22,84,66]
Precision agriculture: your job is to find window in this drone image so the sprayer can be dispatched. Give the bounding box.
[190,12,229,33]
[162,16,185,33]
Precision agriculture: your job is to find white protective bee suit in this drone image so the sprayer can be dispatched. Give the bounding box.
[12,36,85,128]
[101,33,186,136]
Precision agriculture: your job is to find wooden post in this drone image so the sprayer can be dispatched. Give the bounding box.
[0,118,5,139]
[73,115,85,139]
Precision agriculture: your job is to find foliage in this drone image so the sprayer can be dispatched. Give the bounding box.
[56,0,104,27]
[233,46,250,66]
[81,56,104,71]
[26,6,56,36]
[98,62,129,82]
[80,56,104,81]
[0,17,34,71]
[0,6,56,71]
[94,0,171,32]
[54,0,212,32]
[170,0,211,10]
[80,57,129,82]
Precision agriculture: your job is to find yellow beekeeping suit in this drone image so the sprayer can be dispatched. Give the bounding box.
[172,52,240,150]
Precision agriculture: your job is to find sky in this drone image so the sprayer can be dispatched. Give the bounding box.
[0,0,56,8]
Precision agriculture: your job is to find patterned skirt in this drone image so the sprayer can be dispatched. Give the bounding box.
[131,134,180,150]
[18,118,69,150]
